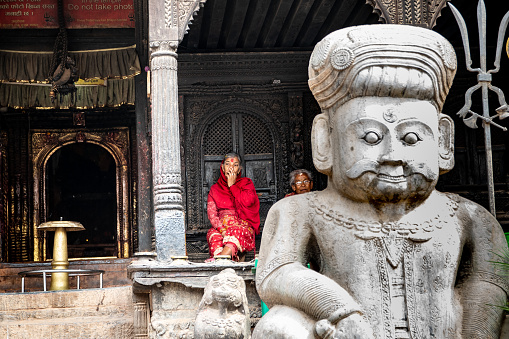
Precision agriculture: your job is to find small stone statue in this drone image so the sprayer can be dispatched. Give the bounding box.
[253,24,508,339]
[194,268,251,339]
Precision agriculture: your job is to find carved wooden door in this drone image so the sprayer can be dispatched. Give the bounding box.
[202,112,276,227]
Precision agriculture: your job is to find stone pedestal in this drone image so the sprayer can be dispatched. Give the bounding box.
[128,261,262,338]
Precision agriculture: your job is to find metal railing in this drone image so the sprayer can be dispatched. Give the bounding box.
[18,269,104,293]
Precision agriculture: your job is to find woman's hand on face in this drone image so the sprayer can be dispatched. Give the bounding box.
[227,169,237,187]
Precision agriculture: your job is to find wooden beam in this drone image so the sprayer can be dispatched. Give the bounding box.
[297,0,336,47]
[258,0,295,48]
[317,0,359,39]
[183,6,204,50]
[279,0,317,47]
[223,0,251,49]
[205,0,228,49]
[342,2,379,29]
[239,0,272,49]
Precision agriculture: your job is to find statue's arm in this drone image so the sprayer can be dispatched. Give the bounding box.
[458,202,508,338]
[256,201,363,322]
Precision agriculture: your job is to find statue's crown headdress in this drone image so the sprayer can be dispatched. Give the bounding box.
[308,24,457,113]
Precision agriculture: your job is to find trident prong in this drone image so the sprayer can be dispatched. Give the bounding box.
[448,1,509,131]
[449,0,509,216]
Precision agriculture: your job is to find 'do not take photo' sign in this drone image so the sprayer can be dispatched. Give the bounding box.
[0,0,135,28]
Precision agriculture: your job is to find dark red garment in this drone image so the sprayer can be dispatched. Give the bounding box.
[208,165,260,234]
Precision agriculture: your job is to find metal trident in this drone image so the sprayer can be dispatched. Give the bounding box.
[449,0,509,216]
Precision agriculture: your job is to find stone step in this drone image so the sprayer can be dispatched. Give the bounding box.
[0,286,134,339]
[0,315,134,339]
[0,304,130,322]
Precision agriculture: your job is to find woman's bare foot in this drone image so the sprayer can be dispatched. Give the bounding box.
[219,246,233,258]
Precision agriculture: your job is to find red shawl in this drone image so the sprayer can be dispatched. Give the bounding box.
[208,165,260,234]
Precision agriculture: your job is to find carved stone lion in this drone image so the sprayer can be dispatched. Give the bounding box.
[194,268,251,339]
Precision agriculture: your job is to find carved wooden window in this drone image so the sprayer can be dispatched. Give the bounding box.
[201,112,276,227]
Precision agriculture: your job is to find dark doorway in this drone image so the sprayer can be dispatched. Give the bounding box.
[46,143,117,258]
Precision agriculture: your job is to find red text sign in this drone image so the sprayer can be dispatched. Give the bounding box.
[0,0,135,28]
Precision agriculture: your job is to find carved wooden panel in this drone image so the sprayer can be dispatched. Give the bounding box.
[0,132,6,262]
[4,122,30,263]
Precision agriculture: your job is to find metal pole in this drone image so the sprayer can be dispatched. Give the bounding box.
[477,1,496,215]
[43,271,47,291]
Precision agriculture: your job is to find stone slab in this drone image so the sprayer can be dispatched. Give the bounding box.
[0,286,134,339]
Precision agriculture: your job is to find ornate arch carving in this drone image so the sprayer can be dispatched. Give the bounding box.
[31,128,130,261]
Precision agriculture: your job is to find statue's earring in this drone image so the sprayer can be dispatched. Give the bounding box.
[312,113,333,175]
[438,113,454,174]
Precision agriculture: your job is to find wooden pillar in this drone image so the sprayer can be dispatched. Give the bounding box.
[134,0,153,254]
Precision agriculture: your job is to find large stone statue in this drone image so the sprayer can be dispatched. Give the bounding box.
[253,24,509,339]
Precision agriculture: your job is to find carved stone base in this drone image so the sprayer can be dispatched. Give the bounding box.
[128,261,262,338]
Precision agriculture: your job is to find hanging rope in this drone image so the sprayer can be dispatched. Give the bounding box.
[48,0,78,105]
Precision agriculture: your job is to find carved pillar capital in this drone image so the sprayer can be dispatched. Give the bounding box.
[365,0,450,28]
[149,40,178,58]
[149,0,206,45]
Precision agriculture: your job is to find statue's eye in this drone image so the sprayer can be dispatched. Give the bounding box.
[363,131,381,144]
[403,132,421,145]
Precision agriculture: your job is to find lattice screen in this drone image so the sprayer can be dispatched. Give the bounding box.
[203,114,232,155]
[242,114,272,154]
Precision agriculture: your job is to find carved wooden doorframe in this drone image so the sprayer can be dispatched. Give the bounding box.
[31,128,131,261]
[185,97,287,226]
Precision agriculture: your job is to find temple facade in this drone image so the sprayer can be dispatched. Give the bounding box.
[1,0,509,337]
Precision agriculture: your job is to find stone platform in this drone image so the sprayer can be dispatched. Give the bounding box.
[129,259,262,338]
[0,286,134,338]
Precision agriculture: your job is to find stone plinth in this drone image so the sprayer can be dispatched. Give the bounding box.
[128,260,262,338]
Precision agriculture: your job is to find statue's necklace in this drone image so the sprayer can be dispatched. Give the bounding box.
[308,193,459,242]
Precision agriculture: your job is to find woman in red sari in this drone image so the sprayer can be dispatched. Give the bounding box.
[206,152,260,262]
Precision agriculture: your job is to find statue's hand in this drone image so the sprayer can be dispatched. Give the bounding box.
[315,313,374,339]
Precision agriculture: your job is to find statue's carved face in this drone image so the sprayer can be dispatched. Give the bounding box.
[331,97,440,204]
[203,270,246,309]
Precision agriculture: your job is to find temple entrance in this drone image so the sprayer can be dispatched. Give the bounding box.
[46,143,117,259]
